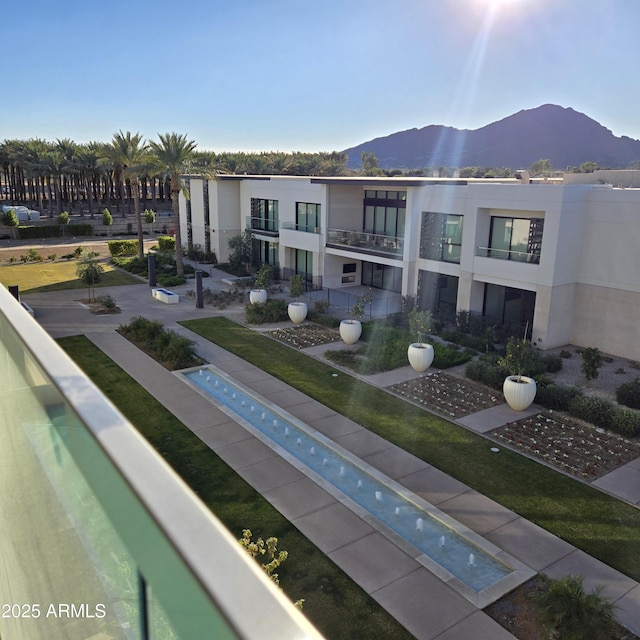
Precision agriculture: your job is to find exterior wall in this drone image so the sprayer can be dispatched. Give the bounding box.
[188,178,206,249]
[176,175,640,359]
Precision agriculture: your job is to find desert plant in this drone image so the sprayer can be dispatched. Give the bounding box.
[531,574,617,640]
[581,347,604,381]
[97,295,117,311]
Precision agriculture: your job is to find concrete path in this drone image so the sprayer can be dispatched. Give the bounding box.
[22,273,640,639]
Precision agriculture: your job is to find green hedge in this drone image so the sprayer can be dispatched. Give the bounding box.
[18,225,61,239]
[245,299,289,324]
[157,236,176,251]
[16,223,94,239]
[616,378,640,409]
[108,239,139,256]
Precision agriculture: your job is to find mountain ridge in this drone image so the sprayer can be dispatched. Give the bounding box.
[343,105,640,170]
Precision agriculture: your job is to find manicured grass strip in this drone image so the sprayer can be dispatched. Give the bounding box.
[0,261,140,293]
[180,317,640,582]
[57,335,413,640]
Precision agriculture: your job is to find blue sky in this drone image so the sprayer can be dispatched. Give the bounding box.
[3,0,639,153]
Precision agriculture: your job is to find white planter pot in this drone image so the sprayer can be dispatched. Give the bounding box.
[288,301,308,324]
[249,289,268,305]
[407,343,434,372]
[503,375,537,411]
[340,319,362,345]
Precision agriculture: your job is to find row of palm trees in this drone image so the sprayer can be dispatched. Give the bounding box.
[0,132,196,274]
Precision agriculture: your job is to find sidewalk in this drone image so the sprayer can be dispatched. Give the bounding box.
[25,280,640,639]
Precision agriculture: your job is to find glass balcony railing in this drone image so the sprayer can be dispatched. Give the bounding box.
[326,228,404,256]
[281,222,321,234]
[0,285,323,640]
[476,246,541,264]
[246,216,279,234]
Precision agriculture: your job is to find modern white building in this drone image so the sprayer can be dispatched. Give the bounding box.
[180,174,640,361]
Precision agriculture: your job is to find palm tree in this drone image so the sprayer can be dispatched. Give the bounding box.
[148,133,198,277]
[103,131,153,260]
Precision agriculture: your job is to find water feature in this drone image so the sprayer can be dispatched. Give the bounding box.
[182,367,521,595]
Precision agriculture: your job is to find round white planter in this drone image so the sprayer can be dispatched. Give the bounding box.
[288,301,308,324]
[407,343,434,372]
[503,375,537,411]
[340,319,362,345]
[249,289,268,305]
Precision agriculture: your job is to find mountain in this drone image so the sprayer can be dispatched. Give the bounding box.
[343,105,640,170]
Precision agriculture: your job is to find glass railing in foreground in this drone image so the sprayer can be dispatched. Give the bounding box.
[0,285,323,640]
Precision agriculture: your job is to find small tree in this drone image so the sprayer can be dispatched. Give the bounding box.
[57,210,70,235]
[239,529,303,609]
[581,347,603,381]
[228,228,253,274]
[102,208,113,235]
[350,289,373,321]
[409,307,433,344]
[531,574,617,640]
[2,208,19,238]
[499,336,538,382]
[76,254,104,302]
[254,263,273,290]
[289,273,305,300]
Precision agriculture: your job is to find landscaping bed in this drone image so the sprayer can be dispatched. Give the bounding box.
[389,371,503,418]
[491,413,640,480]
[269,324,340,349]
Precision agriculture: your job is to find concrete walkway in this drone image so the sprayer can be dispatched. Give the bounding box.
[23,276,640,639]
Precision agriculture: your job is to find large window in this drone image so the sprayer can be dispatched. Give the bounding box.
[488,217,543,263]
[417,271,459,321]
[363,191,406,238]
[361,262,402,292]
[296,203,320,233]
[295,249,313,280]
[484,284,535,337]
[253,239,279,267]
[420,212,463,263]
[250,198,279,232]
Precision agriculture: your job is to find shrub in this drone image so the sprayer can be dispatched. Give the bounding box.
[543,354,563,373]
[610,407,640,437]
[245,299,289,324]
[465,358,509,390]
[559,349,572,358]
[108,239,139,257]
[531,574,617,640]
[26,248,40,261]
[157,275,186,287]
[97,295,117,311]
[581,347,604,381]
[432,344,473,370]
[440,330,486,352]
[616,378,640,409]
[47,254,57,261]
[157,236,176,252]
[536,382,582,411]
[57,211,70,225]
[499,336,546,379]
[307,311,340,329]
[568,395,615,429]
[71,223,94,236]
[17,225,62,239]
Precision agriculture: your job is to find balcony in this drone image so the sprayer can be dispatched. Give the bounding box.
[246,215,279,236]
[0,285,322,640]
[476,246,541,264]
[281,222,321,234]
[326,228,404,257]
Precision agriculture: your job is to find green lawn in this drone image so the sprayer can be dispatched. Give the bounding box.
[0,260,141,293]
[180,317,640,583]
[57,335,413,640]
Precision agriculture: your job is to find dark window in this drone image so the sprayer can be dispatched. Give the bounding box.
[250,198,279,232]
[362,191,406,238]
[343,263,357,273]
[295,202,320,232]
[417,271,459,321]
[362,261,402,292]
[483,283,535,338]
[488,217,544,263]
[420,212,463,263]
